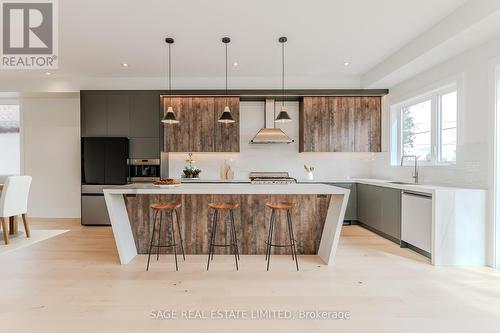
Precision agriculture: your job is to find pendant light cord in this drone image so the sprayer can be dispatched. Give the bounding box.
[168,43,172,99]
[281,40,285,107]
[225,41,228,105]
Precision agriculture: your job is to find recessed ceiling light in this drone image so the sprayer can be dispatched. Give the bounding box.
[121,63,129,68]
[343,61,350,67]
[233,61,238,66]
[45,71,52,76]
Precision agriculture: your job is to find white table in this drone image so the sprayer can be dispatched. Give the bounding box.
[104,183,350,265]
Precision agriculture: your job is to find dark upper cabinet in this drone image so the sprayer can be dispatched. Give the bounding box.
[82,94,107,137]
[299,96,381,152]
[130,94,160,137]
[163,96,240,152]
[106,95,130,137]
[129,138,160,159]
[81,92,161,159]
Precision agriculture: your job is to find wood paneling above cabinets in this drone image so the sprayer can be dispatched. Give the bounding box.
[162,96,240,152]
[299,96,381,152]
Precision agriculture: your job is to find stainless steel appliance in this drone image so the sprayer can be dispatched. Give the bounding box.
[81,185,112,226]
[128,159,160,183]
[81,137,129,226]
[249,171,296,184]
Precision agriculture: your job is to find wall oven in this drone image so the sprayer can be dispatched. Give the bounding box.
[128,159,160,183]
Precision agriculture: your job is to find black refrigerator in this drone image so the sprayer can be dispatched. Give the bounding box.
[81,137,129,225]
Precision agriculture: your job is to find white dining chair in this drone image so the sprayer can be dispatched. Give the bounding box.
[0,176,32,244]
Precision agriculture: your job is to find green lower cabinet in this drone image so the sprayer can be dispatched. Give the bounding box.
[356,184,401,243]
[330,183,357,221]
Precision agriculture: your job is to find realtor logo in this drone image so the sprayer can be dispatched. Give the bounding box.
[1,0,58,69]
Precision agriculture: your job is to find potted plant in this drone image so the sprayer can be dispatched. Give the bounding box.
[183,166,202,179]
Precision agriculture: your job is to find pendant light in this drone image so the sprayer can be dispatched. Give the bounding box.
[162,37,179,124]
[275,36,292,123]
[218,37,236,123]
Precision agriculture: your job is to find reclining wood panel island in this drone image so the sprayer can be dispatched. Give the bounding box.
[103,183,350,265]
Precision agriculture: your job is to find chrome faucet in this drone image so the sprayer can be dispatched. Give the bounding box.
[401,155,419,184]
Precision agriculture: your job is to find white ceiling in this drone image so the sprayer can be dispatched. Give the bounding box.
[0,0,470,90]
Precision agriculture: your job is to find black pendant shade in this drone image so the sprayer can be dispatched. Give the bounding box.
[162,106,178,124]
[275,36,292,123]
[219,106,235,123]
[162,37,179,124]
[275,105,292,122]
[218,37,235,123]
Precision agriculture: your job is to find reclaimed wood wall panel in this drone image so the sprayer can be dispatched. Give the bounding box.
[299,96,381,152]
[214,97,240,152]
[125,194,331,255]
[162,96,240,152]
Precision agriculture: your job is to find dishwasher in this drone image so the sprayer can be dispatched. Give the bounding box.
[401,191,432,255]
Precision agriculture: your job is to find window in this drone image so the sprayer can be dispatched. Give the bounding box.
[0,104,21,175]
[393,85,457,165]
[402,100,432,161]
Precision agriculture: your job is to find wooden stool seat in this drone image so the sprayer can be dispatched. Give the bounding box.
[265,202,294,210]
[208,202,239,210]
[150,202,181,211]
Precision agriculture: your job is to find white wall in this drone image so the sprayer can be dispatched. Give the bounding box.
[371,37,500,188]
[371,36,500,267]
[21,94,81,218]
[168,101,374,181]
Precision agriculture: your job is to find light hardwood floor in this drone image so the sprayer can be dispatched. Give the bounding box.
[0,219,499,333]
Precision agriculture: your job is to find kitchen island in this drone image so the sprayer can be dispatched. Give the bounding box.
[104,183,349,265]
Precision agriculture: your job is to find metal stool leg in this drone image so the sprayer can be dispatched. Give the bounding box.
[156,211,163,261]
[211,210,218,261]
[229,210,240,260]
[146,210,159,271]
[266,210,276,271]
[169,211,179,271]
[229,210,239,270]
[207,210,217,271]
[265,210,275,261]
[174,209,186,261]
[286,210,299,271]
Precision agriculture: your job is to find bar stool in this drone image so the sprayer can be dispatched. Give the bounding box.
[146,202,185,271]
[265,202,299,271]
[206,202,240,271]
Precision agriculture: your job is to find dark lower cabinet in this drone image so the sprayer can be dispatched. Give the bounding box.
[329,183,357,221]
[356,184,401,243]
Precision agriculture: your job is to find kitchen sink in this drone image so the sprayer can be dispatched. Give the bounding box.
[387,181,415,185]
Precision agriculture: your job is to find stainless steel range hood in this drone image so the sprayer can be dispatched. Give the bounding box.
[250,99,294,144]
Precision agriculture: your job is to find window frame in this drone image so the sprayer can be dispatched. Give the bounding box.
[391,84,458,166]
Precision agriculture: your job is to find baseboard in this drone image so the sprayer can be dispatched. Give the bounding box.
[355,221,401,245]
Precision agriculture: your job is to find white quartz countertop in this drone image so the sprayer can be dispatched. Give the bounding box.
[353,179,485,194]
[173,178,485,194]
[103,183,350,195]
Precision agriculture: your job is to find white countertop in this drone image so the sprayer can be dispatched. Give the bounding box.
[171,178,485,194]
[103,183,350,195]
